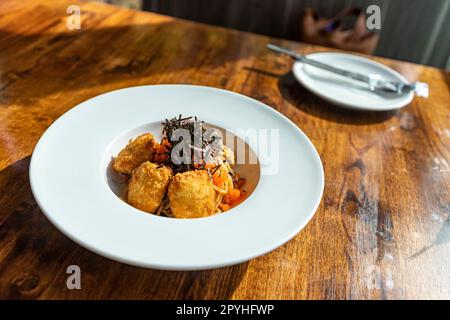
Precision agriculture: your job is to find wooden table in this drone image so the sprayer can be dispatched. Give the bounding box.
[1,0,449,300]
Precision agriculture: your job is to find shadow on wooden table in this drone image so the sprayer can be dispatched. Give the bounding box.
[0,157,248,299]
[277,72,396,125]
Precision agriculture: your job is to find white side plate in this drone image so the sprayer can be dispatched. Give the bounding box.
[293,52,414,111]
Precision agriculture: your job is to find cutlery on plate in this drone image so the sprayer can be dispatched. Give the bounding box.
[267,44,429,97]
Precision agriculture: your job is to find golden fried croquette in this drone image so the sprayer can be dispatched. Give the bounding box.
[168,170,216,219]
[113,133,156,174]
[127,162,173,213]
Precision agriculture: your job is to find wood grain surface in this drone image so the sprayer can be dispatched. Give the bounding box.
[0,0,449,299]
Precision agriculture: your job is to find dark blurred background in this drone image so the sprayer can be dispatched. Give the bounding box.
[104,0,450,69]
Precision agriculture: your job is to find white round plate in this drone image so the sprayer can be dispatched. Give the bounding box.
[30,85,324,270]
[293,52,414,111]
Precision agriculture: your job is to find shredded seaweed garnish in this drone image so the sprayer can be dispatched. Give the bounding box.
[157,114,221,174]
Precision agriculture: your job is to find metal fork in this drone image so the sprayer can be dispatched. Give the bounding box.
[267,44,429,97]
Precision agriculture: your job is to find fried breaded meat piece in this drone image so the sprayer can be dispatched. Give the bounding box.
[113,133,156,174]
[127,162,173,213]
[168,170,216,218]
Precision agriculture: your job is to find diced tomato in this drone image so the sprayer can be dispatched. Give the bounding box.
[153,139,171,163]
[161,138,171,148]
[193,162,203,169]
[205,163,216,170]
[228,188,241,201]
[223,188,245,206]
[219,203,231,211]
[212,170,225,186]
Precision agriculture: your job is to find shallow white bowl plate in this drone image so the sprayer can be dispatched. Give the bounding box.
[293,52,414,111]
[30,85,324,270]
